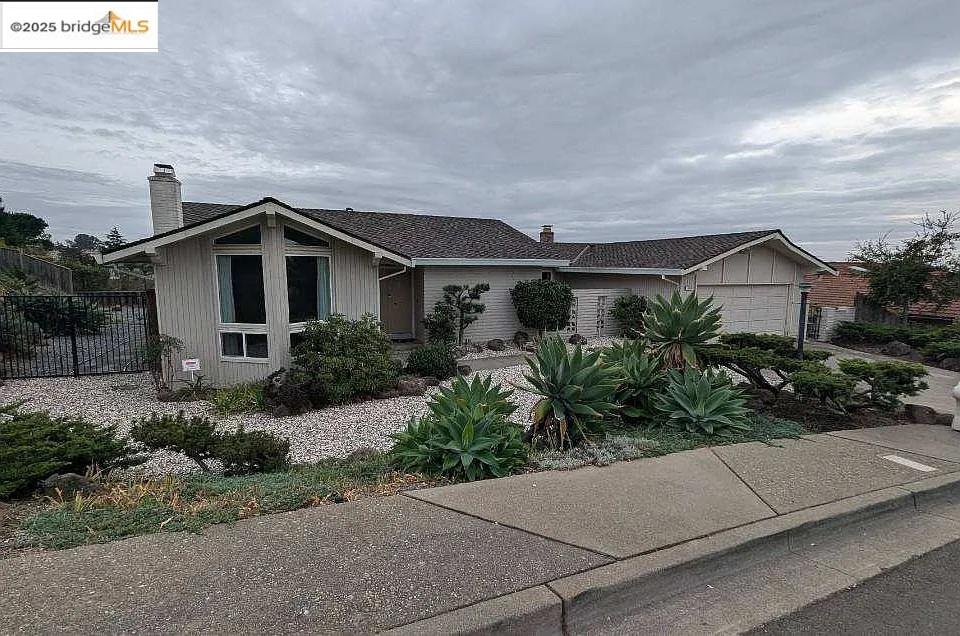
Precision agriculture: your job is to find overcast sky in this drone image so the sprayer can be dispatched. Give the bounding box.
[1,1,959,259]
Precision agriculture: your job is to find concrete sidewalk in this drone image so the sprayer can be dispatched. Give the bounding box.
[4,424,960,633]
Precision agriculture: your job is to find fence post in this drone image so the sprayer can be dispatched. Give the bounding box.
[67,296,80,377]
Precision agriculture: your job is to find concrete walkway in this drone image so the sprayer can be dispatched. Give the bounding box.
[4,425,960,633]
[811,341,959,413]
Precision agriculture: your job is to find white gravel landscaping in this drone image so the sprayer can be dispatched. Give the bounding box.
[0,365,538,476]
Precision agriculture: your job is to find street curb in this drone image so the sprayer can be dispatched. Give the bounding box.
[388,472,960,634]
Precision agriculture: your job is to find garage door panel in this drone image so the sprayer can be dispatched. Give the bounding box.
[698,284,790,335]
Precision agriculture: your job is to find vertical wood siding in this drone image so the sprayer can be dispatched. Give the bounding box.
[420,266,543,342]
[154,216,380,386]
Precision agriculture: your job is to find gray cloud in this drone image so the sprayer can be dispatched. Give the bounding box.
[1,0,959,258]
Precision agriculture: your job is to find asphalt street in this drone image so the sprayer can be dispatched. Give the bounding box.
[750,538,960,635]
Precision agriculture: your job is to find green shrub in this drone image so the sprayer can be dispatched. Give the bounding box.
[13,296,110,336]
[130,411,290,475]
[922,340,960,360]
[290,313,401,407]
[611,295,647,336]
[211,382,266,415]
[0,404,145,499]
[831,322,938,348]
[129,412,221,472]
[510,279,574,336]
[835,358,928,410]
[0,308,44,357]
[703,332,830,395]
[790,365,857,413]
[520,337,621,448]
[613,352,665,423]
[655,368,751,437]
[436,283,490,344]
[422,303,458,345]
[389,375,526,481]
[215,428,290,474]
[645,291,722,369]
[406,343,458,379]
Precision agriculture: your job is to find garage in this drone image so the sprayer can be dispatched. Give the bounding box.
[698,284,791,334]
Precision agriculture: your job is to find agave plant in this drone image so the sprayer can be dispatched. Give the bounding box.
[645,290,722,369]
[428,374,517,422]
[601,338,648,366]
[655,367,751,437]
[518,336,621,448]
[614,352,666,423]
[389,374,527,481]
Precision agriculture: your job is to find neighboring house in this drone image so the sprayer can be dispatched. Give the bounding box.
[100,164,833,385]
[804,261,960,339]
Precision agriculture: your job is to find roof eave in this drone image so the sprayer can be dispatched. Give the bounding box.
[412,258,570,267]
[557,266,684,275]
[679,231,837,276]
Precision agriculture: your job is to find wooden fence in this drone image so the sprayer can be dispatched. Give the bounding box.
[0,247,74,293]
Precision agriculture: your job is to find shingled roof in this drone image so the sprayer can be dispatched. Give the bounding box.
[556,230,778,270]
[181,202,559,260]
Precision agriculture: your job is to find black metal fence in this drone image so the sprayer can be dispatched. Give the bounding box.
[806,306,822,340]
[0,291,158,379]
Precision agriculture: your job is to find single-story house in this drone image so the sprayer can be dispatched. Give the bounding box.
[804,261,960,339]
[100,164,834,385]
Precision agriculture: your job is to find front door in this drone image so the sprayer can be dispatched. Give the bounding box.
[380,269,413,339]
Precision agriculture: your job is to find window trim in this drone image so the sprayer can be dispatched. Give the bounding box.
[283,222,333,326]
[218,328,270,364]
[211,222,270,363]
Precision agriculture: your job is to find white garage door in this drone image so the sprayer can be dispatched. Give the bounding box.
[698,284,790,334]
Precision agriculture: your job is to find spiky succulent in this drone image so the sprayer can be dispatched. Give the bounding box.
[518,337,621,448]
[613,352,666,423]
[655,367,751,436]
[645,290,722,369]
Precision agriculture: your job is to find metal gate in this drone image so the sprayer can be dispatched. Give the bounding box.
[0,291,158,378]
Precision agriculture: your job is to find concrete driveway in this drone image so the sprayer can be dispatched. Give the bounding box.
[811,341,959,413]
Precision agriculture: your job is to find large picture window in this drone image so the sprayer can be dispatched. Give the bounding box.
[286,255,331,323]
[216,254,266,324]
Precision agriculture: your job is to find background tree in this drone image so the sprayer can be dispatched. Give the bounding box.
[439,283,489,344]
[104,227,125,250]
[57,233,103,263]
[510,279,573,338]
[852,210,960,324]
[0,204,52,248]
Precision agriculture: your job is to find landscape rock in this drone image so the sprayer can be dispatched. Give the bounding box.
[568,333,588,345]
[940,357,960,371]
[903,403,949,426]
[344,447,383,462]
[40,473,98,497]
[420,376,441,387]
[486,338,506,351]
[457,364,472,376]
[881,340,914,357]
[513,331,530,347]
[396,377,428,397]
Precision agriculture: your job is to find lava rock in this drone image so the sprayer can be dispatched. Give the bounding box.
[396,377,429,397]
[420,376,441,387]
[903,403,949,425]
[940,357,960,371]
[881,340,914,357]
[457,364,472,376]
[486,338,506,351]
[40,473,98,497]
[513,331,531,347]
[568,333,588,345]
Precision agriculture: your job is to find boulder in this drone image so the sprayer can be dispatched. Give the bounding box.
[568,333,587,345]
[263,368,313,415]
[396,377,428,397]
[941,357,960,371]
[881,340,914,357]
[457,364,472,376]
[345,447,383,463]
[40,473,98,498]
[486,338,506,352]
[522,342,537,353]
[420,376,441,387]
[903,403,950,426]
[936,412,955,426]
[513,331,531,347]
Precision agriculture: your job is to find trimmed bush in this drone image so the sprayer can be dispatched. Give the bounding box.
[0,405,145,499]
[421,303,457,345]
[290,313,401,407]
[130,411,290,475]
[922,340,960,361]
[510,279,574,337]
[406,343,458,380]
[0,308,44,358]
[835,358,928,410]
[610,294,647,336]
[831,322,938,348]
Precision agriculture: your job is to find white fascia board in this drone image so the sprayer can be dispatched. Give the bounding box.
[101,201,412,266]
[679,232,836,276]
[558,266,684,275]
[412,258,570,267]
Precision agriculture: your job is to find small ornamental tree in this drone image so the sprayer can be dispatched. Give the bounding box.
[510,279,574,338]
[438,283,490,344]
[611,294,647,336]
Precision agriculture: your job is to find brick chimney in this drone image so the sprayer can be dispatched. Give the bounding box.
[147,163,183,234]
[539,224,555,243]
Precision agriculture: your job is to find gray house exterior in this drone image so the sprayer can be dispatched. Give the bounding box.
[101,165,834,386]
